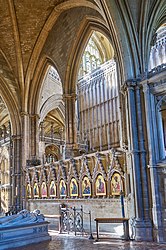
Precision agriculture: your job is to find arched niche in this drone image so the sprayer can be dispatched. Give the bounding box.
[45,144,60,163]
[69,177,78,197]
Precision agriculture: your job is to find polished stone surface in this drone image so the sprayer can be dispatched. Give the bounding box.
[12,230,166,250]
[0,210,50,250]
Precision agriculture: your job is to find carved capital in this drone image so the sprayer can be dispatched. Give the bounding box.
[12,135,22,141]
[20,111,29,117]
[121,79,137,94]
[142,82,150,94]
[63,93,77,101]
[29,114,40,119]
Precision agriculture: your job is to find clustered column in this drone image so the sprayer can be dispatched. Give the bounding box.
[123,80,152,241]
[143,82,164,242]
[11,135,22,211]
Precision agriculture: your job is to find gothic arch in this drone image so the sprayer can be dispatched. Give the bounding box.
[25,0,102,109]
[39,97,64,124]
[64,17,116,94]
[145,1,166,72]
[0,78,21,135]
[28,56,61,115]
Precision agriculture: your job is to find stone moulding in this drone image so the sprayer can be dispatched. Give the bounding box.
[0,210,51,250]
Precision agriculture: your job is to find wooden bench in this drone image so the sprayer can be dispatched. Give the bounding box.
[44,214,61,232]
[94,217,130,240]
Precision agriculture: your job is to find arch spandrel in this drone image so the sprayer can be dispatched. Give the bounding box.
[79,156,92,180]
[25,1,102,105]
[63,17,117,94]
[67,158,79,182]
[92,153,107,181]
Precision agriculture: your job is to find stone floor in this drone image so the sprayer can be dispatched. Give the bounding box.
[12,230,166,250]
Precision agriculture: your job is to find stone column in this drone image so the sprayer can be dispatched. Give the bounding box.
[156,103,165,160]
[123,80,152,241]
[11,135,23,211]
[161,110,166,147]
[20,112,29,166]
[63,93,78,158]
[39,121,44,141]
[29,114,40,160]
[135,84,152,232]
[143,82,164,242]
[20,112,30,209]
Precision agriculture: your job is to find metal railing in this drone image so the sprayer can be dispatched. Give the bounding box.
[60,205,93,239]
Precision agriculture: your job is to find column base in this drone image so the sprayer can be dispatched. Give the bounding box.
[134,218,153,241]
[153,227,165,243]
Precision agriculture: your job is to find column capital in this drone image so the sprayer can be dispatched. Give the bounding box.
[20,111,29,117]
[29,114,40,119]
[12,135,22,141]
[142,82,150,94]
[63,93,77,100]
[121,79,137,94]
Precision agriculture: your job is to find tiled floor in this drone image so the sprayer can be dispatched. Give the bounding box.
[12,230,166,250]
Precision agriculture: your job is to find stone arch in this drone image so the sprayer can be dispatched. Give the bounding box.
[148,23,166,71]
[146,1,166,72]
[45,144,61,162]
[0,78,21,136]
[110,170,124,196]
[39,98,64,124]
[25,0,102,110]
[64,17,117,94]
[28,56,62,116]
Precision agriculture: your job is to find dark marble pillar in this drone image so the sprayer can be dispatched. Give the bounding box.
[143,82,164,242]
[11,135,23,211]
[122,80,152,241]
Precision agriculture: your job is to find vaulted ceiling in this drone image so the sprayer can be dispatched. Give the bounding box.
[0,0,165,132]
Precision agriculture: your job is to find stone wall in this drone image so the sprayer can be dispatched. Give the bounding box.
[28,198,131,233]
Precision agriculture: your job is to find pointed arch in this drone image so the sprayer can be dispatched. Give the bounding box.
[146,1,166,71]
[0,77,21,135]
[25,0,102,111]
[64,17,115,94]
[28,56,62,115]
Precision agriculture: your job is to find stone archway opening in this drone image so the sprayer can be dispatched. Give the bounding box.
[38,66,65,164]
[76,31,119,153]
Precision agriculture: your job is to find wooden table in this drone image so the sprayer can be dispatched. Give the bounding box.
[94,217,130,240]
